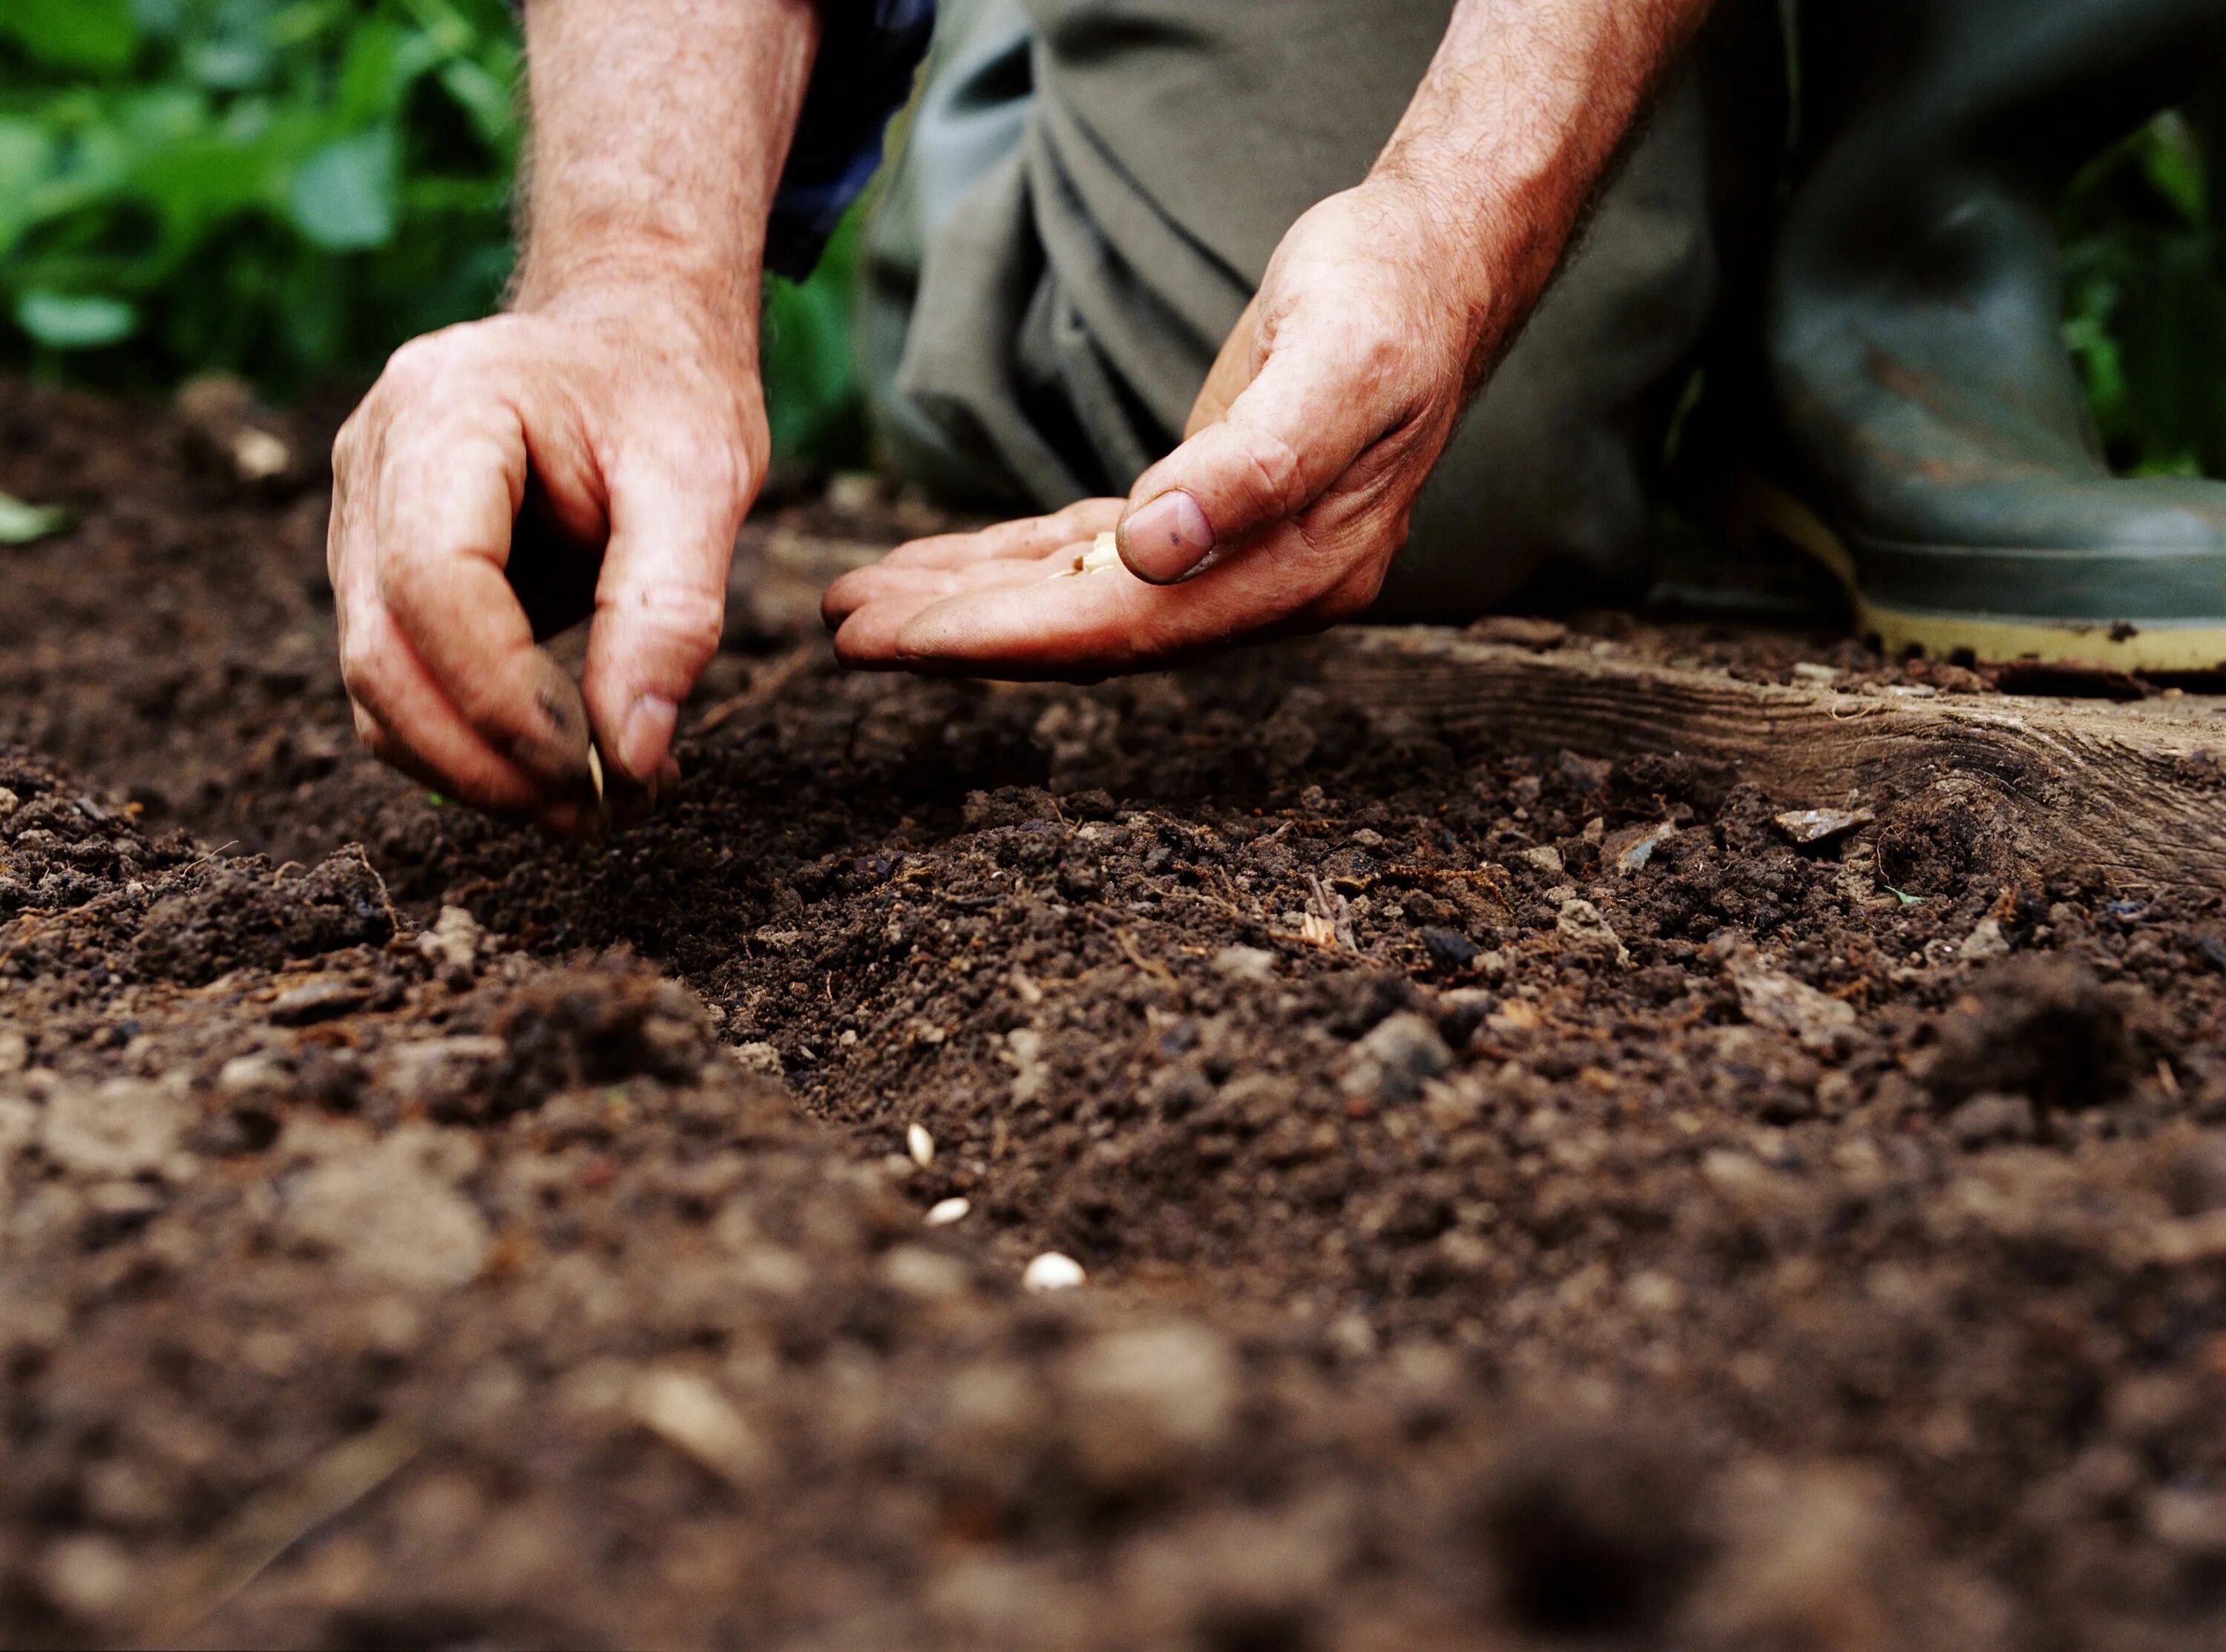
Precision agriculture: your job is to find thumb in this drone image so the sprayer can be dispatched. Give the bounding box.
[1118,332,1391,585]
[580,453,746,781]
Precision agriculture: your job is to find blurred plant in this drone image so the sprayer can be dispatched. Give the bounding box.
[0,0,522,391]
[2061,100,2226,478]
[0,0,862,464]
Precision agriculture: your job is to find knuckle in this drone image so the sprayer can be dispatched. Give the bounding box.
[1238,424,1310,518]
[1354,322,1406,389]
[684,430,759,507]
[614,584,725,673]
[338,638,384,702]
[331,409,366,474]
[378,335,444,397]
[377,325,496,408]
[700,441,750,506]
[372,552,421,616]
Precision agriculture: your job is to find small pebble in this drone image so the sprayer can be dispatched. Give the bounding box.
[1774,807,1875,846]
[1023,1252,1086,1291]
[925,1197,971,1227]
[1210,944,1278,983]
[907,1123,936,1168]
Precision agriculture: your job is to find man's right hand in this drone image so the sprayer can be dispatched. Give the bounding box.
[328,277,766,834]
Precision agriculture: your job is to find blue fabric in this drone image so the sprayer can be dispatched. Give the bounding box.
[768,0,937,280]
[504,0,934,281]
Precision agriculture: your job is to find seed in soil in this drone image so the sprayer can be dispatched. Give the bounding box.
[1023,1252,1087,1291]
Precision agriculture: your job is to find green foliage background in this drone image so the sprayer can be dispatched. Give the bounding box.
[0,0,860,463]
[2063,102,2226,479]
[1,3,2221,478]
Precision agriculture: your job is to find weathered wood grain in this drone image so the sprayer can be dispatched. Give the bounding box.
[1269,628,2226,894]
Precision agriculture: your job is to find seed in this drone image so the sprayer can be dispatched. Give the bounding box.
[925,1197,971,1227]
[907,1123,936,1168]
[1054,531,1126,579]
[586,743,608,826]
[1022,1251,1086,1292]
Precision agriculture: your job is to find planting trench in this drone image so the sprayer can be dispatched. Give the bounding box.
[4,380,2226,1648]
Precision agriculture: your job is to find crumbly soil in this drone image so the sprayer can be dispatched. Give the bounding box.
[5,379,2226,1651]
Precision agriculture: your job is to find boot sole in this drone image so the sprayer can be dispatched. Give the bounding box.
[1733,477,2226,674]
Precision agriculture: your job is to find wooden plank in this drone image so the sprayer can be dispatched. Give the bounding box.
[1267,628,2226,894]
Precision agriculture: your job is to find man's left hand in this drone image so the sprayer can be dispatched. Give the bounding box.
[822,179,1489,678]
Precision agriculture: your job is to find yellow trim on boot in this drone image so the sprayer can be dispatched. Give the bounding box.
[1852,602,2226,673]
[1736,477,2226,673]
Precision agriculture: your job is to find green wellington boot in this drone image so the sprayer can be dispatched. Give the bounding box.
[1765,0,2226,670]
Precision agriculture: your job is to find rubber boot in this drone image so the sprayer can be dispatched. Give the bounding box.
[1766,0,2226,671]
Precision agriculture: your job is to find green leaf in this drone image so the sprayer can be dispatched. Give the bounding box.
[0,493,70,547]
[436,57,516,147]
[288,128,398,251]
[2139,112,2208,226]
[0,119,59,256]
[128,0,184,38]
[14,290,139,349]
[1,0,141,72]
[184,35,273,91]
[337,20,436,126]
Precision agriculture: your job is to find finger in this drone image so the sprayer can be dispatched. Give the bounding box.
[354,702,594,839]
[883,521,1339,679]
[339,596,568,817]
[888,570,1194,679]
[822,555,1057,630]
[371,406,597,786]
[830,559,1061,665]
[877,498,1125,571]
[1118,328,1396,585]
[580,446,748,781]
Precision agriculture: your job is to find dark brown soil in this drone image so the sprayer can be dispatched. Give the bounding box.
[6,378,2226,1651]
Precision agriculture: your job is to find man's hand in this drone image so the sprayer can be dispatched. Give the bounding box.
[822,181,1484,677]
[331,282,762,830]
[825,0,1714,680]
[331,0,816,827]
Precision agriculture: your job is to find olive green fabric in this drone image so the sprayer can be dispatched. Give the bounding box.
[859,0,1753,619]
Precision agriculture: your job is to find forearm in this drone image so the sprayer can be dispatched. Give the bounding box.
[510,0,821,345]
[1373,0,1717,372]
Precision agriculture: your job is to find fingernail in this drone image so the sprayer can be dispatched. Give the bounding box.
[617,694,678,780]
[1118,490,1213,584]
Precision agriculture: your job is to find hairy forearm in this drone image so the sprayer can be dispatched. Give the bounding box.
[510,0,820,341]
[1373,0,1717,370]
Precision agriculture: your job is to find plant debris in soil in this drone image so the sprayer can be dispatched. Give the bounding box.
[4,379,2226,1649]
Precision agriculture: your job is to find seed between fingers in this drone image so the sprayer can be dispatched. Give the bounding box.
[587,743,610,829]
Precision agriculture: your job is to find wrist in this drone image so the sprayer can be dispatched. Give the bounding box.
[513,252,761,381]
[1341,171,1508,372]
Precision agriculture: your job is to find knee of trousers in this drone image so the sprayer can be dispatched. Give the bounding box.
[1370,415,1659,624]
